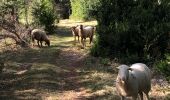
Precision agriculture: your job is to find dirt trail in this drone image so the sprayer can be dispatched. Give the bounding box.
[54,48,90,100]
[52,20,95,99]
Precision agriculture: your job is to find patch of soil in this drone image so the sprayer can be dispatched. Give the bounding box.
[54,47,90,100]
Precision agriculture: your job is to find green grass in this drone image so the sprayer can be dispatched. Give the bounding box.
[0,19,169,100]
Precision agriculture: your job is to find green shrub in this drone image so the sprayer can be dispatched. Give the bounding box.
[100,58,110,65]
[91,0,170,62]
[32,0,58,34]
[70,0,100,21]
[155,59,170,80]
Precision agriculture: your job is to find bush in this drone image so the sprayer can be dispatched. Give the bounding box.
[91,0,170,62]
[70,0,100,21]
[32,0,58,34]
[100,58,110,65]
[155,54,170,80]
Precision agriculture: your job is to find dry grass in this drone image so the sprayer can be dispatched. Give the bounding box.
[57,19,97,28]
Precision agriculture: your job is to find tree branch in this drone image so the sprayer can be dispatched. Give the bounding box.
[0,19,29,47]
[0,33,19,43]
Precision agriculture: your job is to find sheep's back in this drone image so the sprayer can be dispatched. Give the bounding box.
[31,29,47,41]
[75,27,80,36]
[130,63,151,92]
[83,27,94,37]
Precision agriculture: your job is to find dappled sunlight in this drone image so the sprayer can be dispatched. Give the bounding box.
[14,89,38,99]
[57,19,97,28]
[76,64,119,99]
[0,38,20,52]
[31,63,66,73]
[49,33,83,49]
[150,85,170,100]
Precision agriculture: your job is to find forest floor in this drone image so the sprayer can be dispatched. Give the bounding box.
[0,19,169,100]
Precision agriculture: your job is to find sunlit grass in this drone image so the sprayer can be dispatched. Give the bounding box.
[57,19,97,28]
[49,35,74,47]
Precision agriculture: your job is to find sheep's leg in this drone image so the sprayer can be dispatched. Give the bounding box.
[89,37,91,44]
[139,92,143,100]
[80,37,84,48]
[83,38,85,48]
[37,40,40,47]
[78,36,79,43]
[40,41,43,47]
[89,36,93,44]
[84,38,86,47]
[144,92,150,100]
[74,36,76,42]
[32,38,35,46]
[90,29,94,44]
[132,96,137,100]
[121,96,125,100]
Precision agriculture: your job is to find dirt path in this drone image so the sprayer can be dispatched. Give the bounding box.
[55,48,88,100]
[34,46,92,100]
[50,19,97,99]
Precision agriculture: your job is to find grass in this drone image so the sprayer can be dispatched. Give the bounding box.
[0,19,169,100]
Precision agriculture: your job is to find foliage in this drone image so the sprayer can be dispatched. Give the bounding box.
[70,0,100,21]
[0,0,31,47]
[91,0,170,63]
[32,0,58,34]
[0,0,24,22]
[100,58,110,65]
[155,54,170,80]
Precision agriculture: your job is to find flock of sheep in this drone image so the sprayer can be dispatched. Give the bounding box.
[30,24,95,48]
[71,25,95,48]
[30,26,152,100]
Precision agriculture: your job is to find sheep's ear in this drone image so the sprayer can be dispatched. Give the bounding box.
[121,80,125,84]
[128,68,132,71]
[116,67,119,69]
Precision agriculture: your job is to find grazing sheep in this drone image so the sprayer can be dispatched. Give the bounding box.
[116,63,151,100]
[71,25,80,43]
[31,29,50,47]
[78,25,95,48]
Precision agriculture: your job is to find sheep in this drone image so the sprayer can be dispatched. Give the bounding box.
[78,25,95,48]
[71,25,80,43]
[116,63,151,100]
[31,29,50,47]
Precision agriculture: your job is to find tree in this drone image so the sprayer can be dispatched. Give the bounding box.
[70,0,100,20]
[91,0,170,63]
[32,0,58,34]
[0,0,30,47]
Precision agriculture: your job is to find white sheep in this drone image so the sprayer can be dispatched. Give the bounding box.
[71,25,80,43]
[31,29,50,47]
[78,25,95,48]
[116,63,151,100]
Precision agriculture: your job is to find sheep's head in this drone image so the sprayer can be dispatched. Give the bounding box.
[117,65,132,84]
[71,26,80,35]
[79,25,83,33]
[71,26,76,31]
[45,39,50,46]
